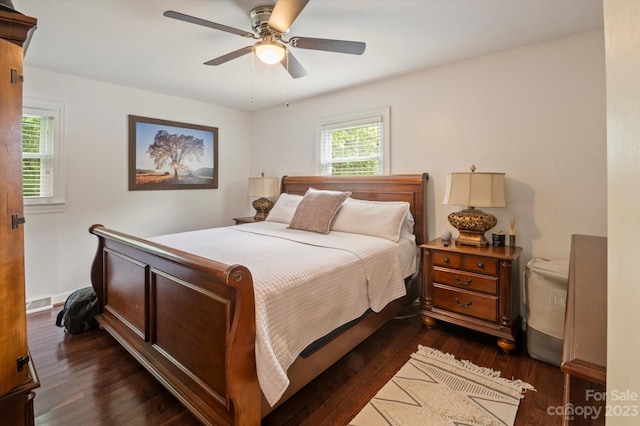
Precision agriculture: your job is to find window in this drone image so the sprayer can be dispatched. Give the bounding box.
[316,107,390,176]
[22,98,65,214]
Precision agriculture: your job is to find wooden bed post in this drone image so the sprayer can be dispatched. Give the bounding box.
[224,265,261,425]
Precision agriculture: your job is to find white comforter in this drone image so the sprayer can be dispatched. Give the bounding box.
[149,221,409,406]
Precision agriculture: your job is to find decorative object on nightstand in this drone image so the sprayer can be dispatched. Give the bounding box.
[443,165,506,247]
[441,230,452,247]
[509,217,516,248]
[248,173,279,220]
[421,239,522,353]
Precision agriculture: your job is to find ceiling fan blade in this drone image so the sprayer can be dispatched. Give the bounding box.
[204,46,253,66]
[268,0,310,34]
[164,10,256,39]
[280,50,307,79]
[289,37,366,55]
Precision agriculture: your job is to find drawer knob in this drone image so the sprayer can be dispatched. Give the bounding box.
[454,275,472,286]
[454,297,473,308]
[477,261,484,268]
[443,257,450,263]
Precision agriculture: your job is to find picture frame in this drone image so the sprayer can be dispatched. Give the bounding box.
[128,115,218,190]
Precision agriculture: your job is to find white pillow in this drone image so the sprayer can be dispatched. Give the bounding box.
[265,193,303,224]
[401,209,416,242]
[331,198,411,242]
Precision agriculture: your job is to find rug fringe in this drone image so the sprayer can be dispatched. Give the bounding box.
[415,345,536,397]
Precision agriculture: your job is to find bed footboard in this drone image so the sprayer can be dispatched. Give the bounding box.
[89,225,260,426]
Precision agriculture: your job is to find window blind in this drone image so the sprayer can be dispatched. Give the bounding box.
[319,115,384,176]
[22,113,54,198]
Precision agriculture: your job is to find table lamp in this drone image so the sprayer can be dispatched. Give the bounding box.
[248,173,279,220]
[443,165,506,247]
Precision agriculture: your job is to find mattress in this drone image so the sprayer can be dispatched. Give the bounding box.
[149,221,417,405]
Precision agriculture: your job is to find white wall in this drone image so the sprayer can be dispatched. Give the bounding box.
[604,0,640,421]
[22,29,607,321]
[251,28,607,269]
[22,67,251,304]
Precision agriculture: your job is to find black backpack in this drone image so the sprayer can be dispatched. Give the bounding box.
[55,287,99,334]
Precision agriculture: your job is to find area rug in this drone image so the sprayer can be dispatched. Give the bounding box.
[349,345,535,426]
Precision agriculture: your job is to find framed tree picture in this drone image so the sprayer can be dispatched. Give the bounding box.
[128,115,218,190]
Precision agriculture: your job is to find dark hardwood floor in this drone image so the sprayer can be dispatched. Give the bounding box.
[27,304,563,425]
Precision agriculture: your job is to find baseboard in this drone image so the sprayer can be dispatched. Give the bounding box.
[51,291,73,305]
[25,297,52,313]
[26,289,78,313]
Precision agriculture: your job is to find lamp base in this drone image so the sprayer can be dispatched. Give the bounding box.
[454,230,491,247]
[252,197,274,221]
[448,208,497,247]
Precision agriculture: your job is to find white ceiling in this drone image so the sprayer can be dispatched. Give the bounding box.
[15,0,603,112]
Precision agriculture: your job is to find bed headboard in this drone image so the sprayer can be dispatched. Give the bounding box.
[280,174,429,245]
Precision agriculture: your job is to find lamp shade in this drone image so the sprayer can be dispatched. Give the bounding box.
[248,176,279,198]
[443,172,506,208]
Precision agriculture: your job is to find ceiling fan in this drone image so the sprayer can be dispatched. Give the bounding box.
[163,0,366,79]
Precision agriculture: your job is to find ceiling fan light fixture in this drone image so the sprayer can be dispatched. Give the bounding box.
[255,40,286,64]
[166,0,365,78]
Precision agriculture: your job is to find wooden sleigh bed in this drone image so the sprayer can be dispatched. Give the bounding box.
[89,173,429,425]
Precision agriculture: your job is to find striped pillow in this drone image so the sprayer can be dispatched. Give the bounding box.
[265,193,303,224]
[331,198,410,242]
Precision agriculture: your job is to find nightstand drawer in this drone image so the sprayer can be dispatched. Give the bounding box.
[432,284,498,323]
[433,252,461,269]
[463,255,498,275]
[432,268,498,294]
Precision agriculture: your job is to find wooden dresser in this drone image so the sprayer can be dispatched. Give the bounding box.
[0,7,39,426]
[421,238,522,353]
[561,234,607,425]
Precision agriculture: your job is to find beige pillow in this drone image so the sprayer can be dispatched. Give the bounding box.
[265,193,303,224]
[288,188,351,234]
[331,198,411,242]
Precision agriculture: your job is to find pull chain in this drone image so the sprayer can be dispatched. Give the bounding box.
[250,49,255,105]
[285,50,290,107]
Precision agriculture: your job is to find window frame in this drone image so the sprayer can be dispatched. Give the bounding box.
[315,107,390,176]
[22,97,66,214]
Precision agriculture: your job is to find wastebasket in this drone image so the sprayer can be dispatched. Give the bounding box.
[524,258,569,366]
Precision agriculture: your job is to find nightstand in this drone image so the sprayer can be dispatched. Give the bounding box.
[233,216,261,225]
[421,238,522,353]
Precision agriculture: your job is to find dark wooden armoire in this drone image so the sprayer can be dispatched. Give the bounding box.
[0,4,38,425]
